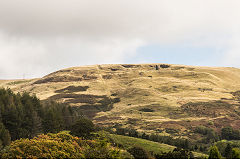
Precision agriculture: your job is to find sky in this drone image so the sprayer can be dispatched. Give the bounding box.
[0,0,240,79]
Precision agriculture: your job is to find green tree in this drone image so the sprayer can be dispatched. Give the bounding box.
[209,145,221,159]
[0,122,11,148]
[70,118,94,138]
[42,107,64,133]
[0,88,79,140]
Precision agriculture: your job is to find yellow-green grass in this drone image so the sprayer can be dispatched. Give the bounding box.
[109,134,175,153]
[109,134,207,158]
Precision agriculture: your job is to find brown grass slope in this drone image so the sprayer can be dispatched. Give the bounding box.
[2,63,240,137]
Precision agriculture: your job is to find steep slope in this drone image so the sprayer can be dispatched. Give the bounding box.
[1,63,240,137]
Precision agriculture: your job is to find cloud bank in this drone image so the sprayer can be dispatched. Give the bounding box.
[0,0,240,78]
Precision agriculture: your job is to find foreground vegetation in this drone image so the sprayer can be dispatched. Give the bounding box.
[0,88,129,158]
[0,131,128,158]
[1,87,240,158]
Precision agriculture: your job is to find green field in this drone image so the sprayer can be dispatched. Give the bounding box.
[109,134,207,158]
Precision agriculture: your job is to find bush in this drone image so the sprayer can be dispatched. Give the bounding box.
[0,131,84,158]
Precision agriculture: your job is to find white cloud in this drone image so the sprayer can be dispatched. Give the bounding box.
[0,0,240,78]
[0,32,144,78]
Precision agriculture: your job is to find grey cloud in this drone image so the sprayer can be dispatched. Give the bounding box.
[1,0,240,78]
[0,0,158,37]
[0,0,239,39]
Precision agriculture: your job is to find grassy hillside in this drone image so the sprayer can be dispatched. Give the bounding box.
[1,63,240,140]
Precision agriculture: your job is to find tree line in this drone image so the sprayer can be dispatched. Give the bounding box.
[113,125,240,154]
[0,88,81,148]
[114,127,192,150]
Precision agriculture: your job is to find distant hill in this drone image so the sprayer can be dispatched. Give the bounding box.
[2,63,240,141]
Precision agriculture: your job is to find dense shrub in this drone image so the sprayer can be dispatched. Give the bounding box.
[0,131,123,159]
[0,131,84,158]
